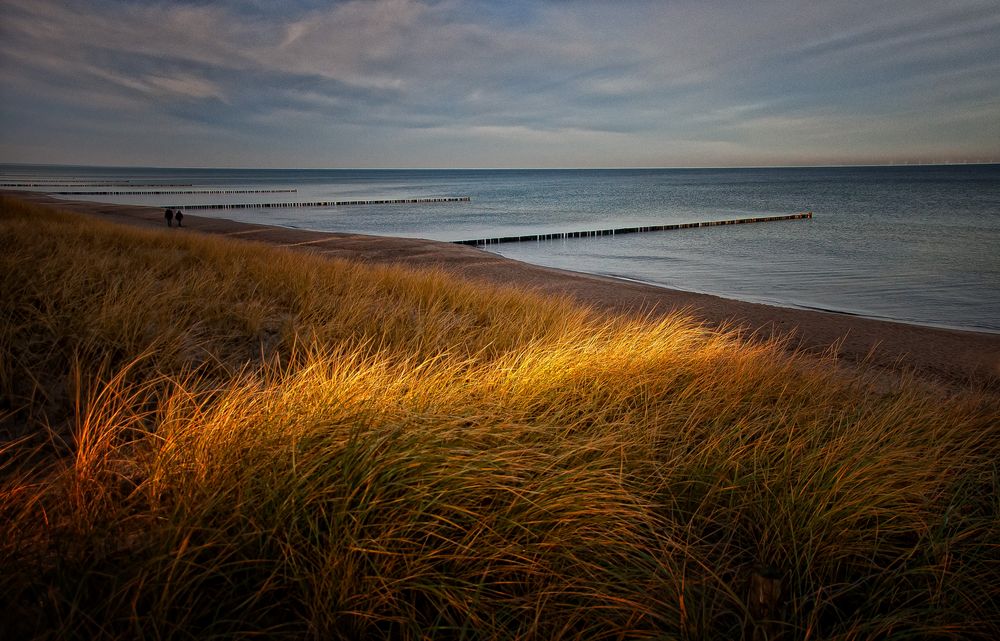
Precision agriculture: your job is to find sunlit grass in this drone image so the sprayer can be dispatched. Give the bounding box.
[2,195,998,639]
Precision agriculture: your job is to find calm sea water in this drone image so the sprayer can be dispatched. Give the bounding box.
[4,164,999,333]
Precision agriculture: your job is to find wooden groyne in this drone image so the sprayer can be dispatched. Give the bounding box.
[454,211,813,246]
[1,183,196,188]
[170,196,471,210]
[49,189,297,195]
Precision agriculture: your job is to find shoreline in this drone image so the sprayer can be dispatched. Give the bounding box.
[594,271,1000,336]
[7,189,1000,388]
[251,220,1000,337]
[231,219,1000,336]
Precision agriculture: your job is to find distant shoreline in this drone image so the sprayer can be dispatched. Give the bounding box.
[6,189,999,388]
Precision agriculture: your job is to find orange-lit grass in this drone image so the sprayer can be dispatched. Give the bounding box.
[2,196,998,639]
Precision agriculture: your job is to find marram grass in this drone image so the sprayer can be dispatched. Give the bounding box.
[2,195,998,639]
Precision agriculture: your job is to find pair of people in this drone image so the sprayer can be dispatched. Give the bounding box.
[163,208,185,227]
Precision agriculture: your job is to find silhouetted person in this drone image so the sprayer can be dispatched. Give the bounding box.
[164,208,173,227]
[175,209,184,227]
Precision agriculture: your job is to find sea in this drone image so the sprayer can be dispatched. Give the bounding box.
[3,164,999,333]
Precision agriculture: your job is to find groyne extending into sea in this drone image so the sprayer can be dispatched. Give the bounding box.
[0,183,197,188]
[168,196,471,210]
[454,211,813,246]
[49,189,298,195]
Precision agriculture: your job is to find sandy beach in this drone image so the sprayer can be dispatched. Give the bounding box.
[8,190,1000,389]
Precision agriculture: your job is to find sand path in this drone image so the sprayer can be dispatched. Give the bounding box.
[9,191,999,389]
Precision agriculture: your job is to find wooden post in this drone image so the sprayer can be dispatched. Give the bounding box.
[747,566,783,641]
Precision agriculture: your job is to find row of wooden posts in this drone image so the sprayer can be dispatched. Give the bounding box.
[1,183,196,188]
[454,212,813,246]
[169,196,472,210]
[48,189,298,195]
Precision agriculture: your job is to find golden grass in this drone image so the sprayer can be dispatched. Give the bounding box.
[2,195,998,639]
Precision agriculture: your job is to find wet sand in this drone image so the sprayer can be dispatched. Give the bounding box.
[8,190,1000,389]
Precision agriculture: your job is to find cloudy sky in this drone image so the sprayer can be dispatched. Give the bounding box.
[2,0,999,168]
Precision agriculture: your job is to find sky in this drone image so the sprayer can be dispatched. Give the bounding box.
[1,0,999,168]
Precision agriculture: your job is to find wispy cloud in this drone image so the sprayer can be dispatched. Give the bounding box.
[1,0,998,167]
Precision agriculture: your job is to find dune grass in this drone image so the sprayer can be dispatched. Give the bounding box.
[2,195,998,639]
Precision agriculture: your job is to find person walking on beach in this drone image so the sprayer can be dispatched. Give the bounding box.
[164,208,174,227]
[175,209,184,227]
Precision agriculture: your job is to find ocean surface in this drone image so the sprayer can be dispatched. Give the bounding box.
[4,164,999,333]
